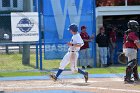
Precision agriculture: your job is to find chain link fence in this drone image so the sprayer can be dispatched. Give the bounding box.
[0,0,62,78]
[0,15,57,76]
[0,13,39,71]
[0,0,46,76]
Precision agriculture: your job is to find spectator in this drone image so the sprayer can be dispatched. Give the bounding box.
[80,26,94,69]
[96,27,109,67]
[109,26,117,65]
[106,0,114,6]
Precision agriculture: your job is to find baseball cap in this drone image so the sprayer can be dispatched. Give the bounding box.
[68,23,78,32]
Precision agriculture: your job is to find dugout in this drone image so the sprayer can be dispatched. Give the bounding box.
[96,2,140,66]
[104,15,140,65]
[96,15,140,66]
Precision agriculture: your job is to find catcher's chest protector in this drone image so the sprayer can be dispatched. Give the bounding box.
[124,31,138,48]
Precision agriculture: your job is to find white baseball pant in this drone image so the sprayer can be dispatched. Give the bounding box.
[59,51,78,73]
[123,48,137,61]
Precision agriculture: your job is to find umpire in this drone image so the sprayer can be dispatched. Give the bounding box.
[123,20,140,83]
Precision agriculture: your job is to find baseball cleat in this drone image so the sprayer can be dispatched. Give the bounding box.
[49,74,57,82]
[84,72,88,83]
[124,79,134,84]
[134,78,140,82]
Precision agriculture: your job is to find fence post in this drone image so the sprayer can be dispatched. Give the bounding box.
[22,0,33,65]
[92,0,97,68]
[36,43,39,69]
[19,45,22,54]
[22,44,30,65]
[5,45,9,54]
[38,0,43,70]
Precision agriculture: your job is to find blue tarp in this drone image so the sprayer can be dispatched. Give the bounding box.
[43,0,96,59]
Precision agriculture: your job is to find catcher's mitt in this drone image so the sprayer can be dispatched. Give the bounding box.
[118,53,127,64]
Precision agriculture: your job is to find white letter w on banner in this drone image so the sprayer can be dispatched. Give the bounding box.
[51,0,83,39]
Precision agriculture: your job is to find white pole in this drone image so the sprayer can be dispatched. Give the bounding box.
[125,0,128,6]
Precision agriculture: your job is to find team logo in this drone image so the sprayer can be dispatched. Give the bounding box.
[17,18,34,33]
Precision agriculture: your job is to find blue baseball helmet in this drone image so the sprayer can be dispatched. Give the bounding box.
[68,24,78,32]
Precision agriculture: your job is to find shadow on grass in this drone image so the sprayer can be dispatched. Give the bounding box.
[22,64,49,76]
[0,75,4,77]
[23,64,47,71]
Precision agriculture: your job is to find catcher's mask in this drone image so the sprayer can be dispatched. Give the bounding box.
[128,20,139,32]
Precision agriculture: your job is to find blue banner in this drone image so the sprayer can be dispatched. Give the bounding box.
[43,0,96,59]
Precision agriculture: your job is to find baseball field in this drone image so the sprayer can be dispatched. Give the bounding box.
[1,75,140,93]
[0,54,140,93]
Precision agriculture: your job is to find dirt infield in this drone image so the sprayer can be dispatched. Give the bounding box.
[0,77,140,93]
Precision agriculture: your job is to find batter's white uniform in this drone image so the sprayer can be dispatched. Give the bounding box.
[59,33,84,73]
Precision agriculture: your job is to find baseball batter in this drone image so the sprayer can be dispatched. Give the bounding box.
[50,24,88,83]
[123,20,140,83]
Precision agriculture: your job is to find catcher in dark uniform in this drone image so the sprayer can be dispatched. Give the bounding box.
[121,20,140,83]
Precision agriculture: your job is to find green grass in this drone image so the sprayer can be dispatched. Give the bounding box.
[0,53,140,77]
[0,53,68,77]
[1,67,140,77]
[88,66,140,74]
[87,67,126,74]
[0,53,61,71]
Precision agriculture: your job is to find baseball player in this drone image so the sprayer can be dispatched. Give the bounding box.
[50,24,88,83]
[123,20,140,83]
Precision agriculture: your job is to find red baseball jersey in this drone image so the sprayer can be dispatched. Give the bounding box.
[123,31,139,49]
[80,32,90,50]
